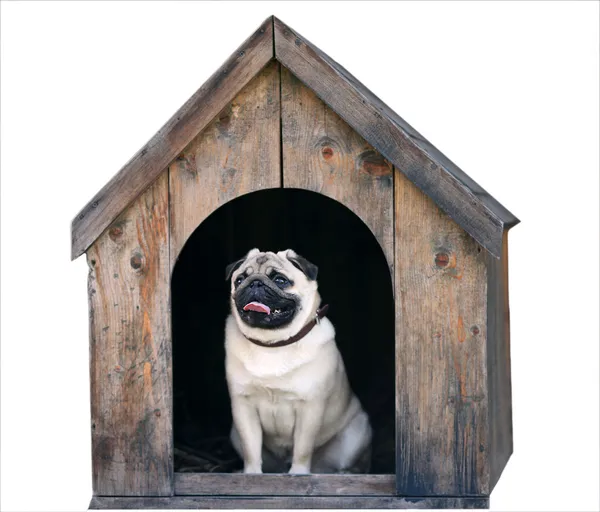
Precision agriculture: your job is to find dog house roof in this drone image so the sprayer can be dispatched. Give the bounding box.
[71,16,519,261]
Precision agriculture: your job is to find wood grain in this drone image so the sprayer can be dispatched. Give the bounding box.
[87,173,172,496]
[485,230,513,490]
[169,61,280,263]
[281,67,394,272]
[394,170,489,495]
[274,17,519,258]
[89,495,490,509]
[175,473,395,496]
[71,16,275,260]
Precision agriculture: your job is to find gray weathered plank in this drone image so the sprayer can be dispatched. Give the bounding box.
[89,495,490,509]
[281,67,394,272]
[274,17,518,258]
[71,16,275,260]
[169,60,280,263]
[175,473,395,496]
[486,231,514,490]
[87,173,172,495]
[394,169,489,495]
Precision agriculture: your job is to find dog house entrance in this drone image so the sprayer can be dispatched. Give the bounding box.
[172,189,395,481]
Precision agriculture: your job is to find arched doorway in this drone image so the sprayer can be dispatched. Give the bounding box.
[172,188,395,474]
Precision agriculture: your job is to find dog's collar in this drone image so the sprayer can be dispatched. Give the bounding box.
[244,304,330,348]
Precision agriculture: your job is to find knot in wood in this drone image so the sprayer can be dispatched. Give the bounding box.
[109,226,123,242]
[322,146,334,160]
[357,150,391,177]
[130,253,144,270]
[470,325,480,336]
[434,252,450,267]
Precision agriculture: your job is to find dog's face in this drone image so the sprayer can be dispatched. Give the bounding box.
[226,249,319,333]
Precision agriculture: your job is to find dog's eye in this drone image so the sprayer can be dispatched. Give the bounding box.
[272,274,289,287]
[234,275,245,286]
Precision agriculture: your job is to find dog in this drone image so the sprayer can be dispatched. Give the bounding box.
[224,248,372,474]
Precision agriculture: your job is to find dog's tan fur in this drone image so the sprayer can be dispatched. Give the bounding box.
[225,249,372,474]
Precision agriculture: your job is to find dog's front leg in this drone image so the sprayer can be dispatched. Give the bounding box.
[290,400,326,474]
[231,395,263,473]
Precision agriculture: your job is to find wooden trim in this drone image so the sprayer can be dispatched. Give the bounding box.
[485,230,514,490]
[90,495,490,509]
[274,17,518,258]
[71,16,275,260]
[174,473,395,496]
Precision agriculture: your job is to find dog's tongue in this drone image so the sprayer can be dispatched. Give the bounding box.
[243,301,271,314]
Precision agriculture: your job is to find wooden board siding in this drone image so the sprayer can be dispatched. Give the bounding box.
[90,495,490,509]
[175,473,395,496]
[87,173,172,496]
[281,67,394,271]
[169,61,281,264]
[394,170,489,496]
[274,17,518,259]
[486,231,513,490]
[71,17,274,260]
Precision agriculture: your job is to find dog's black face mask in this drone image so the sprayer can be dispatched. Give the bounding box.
[233,275,299,329]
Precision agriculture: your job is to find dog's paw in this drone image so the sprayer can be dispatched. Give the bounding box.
[243,464,263,474]
[288,464,311,475]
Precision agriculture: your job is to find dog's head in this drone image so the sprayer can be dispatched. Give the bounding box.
[226,249,320,342]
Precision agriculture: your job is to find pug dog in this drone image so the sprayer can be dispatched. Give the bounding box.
[224,248,372,474]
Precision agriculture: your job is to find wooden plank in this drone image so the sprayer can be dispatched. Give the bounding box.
[71,16,275,260]
[394,170,489,495]
[274,17,519,258]
[169,61,280,262]
[174,473,395,496]
[90,495,490,509]
[486,230,513,490]
[87,173,172,496]
[281,67,394,271]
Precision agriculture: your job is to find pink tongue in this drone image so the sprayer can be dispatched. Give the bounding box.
[243,301,271,314]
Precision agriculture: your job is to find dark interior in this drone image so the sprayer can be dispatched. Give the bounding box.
[172,188,395,474]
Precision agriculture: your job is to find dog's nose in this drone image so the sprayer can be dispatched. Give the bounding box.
[249,279,264,289]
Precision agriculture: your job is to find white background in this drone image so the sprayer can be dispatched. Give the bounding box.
[1,2,598,511]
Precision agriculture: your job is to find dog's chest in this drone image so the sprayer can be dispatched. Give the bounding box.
[228,343,321,400]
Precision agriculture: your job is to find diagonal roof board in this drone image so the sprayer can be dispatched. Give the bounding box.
[71,16,518,260]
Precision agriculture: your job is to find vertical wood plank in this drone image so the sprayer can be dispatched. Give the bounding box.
[87,173,172,496]
[280,67,394,271]
[169,61,281,263]
[486,231,513,490]
[395,170,489,495]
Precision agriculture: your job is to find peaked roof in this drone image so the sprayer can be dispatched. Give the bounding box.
[71,16,518,260]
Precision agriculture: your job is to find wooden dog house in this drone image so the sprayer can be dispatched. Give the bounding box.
[72,16,518,510]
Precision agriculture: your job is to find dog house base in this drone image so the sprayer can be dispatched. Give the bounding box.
[89,495,490,509]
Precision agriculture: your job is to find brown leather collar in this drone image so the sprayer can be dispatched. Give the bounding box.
[245,304,330,348]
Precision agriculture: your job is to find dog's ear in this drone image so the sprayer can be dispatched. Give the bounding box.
[225,249,260,281]
[286,250,318,281]
[225,258,245,281]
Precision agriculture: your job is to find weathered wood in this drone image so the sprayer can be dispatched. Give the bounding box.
[175,473,395,496]
[169,61,280,263]
[274,17,519,258]
[89,495,490,509]
[394,169,489,495]
[281,67,393,271]
[71,16,275,260]
[486,230,513,490]
[87,173,172,495]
